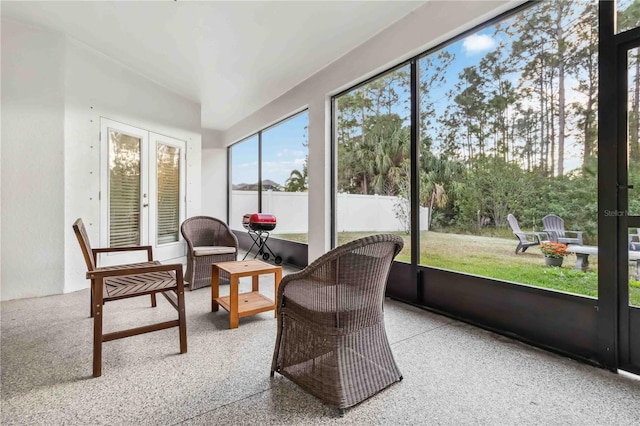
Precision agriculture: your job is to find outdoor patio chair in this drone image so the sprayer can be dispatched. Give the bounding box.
[72,218,187,377]
[181,216,238,290]
[542,214,584,245]
[270,234,404,411]
[507,213,546,254]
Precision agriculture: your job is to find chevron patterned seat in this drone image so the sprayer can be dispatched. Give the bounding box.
[99,262,178,298]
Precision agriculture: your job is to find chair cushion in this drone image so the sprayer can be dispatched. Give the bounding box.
[193,246,236,256]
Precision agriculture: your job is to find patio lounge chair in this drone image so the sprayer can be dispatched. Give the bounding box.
[507,214,545,254]
[181,216,238,290]
[542,214,583,245]
[271,234,404,411]
[73,218,187,377]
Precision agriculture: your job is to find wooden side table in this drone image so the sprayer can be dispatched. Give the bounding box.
[211,259,282,329]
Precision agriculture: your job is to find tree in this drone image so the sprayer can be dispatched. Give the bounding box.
[284,165,308,192]
[564,0,598,166]
[460,157,533,229]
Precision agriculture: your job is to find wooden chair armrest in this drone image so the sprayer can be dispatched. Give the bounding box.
[92,246,153,262]
[87,263,182,279]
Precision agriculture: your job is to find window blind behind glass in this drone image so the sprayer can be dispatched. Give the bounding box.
[157,143,180,245]
[109,131,141,247]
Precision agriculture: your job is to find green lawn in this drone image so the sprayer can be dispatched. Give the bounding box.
[273,230,640,306]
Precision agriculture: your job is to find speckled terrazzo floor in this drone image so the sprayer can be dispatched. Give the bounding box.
[2,262,640,425]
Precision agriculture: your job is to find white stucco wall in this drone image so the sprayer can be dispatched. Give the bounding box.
[1,20,203,300]
[1,20,67,300]
[218,0,518,263]
[63,39,202,294]
[201,148,228,220]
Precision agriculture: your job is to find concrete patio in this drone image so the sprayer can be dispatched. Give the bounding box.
[2,264,639,425]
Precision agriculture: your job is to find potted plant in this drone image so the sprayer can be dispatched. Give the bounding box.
[540,241,568,267]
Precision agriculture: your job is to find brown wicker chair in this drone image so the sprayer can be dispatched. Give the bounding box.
[72,218,187,377]
[181,216,238,290]
[270,234,404,411]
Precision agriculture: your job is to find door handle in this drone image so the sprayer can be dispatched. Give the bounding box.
[143,203,149,207]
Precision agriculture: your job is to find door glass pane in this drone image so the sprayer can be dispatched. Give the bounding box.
[230,135,259,230]
[629,47,640,217]
[617,0,640,34]
[261,111,309,243]
[629,226,640,308]
[156,143,180,245]
[628,46,640,308]
[109,130,141,247]
[335,65,411,262]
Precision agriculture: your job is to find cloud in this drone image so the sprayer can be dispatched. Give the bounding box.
[277,148,305,158]
[463,34,496,55]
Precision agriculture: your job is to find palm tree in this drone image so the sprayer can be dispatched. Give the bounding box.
[420,152,464,228]
[284,164,308,192]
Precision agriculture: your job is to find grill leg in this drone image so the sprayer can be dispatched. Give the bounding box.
[243,230,262,260]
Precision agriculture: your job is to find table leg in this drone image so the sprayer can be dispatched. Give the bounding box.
[574,254,589,271]
[252,274,259,292]
[211,265,220,312]
[274,268,282,317]
[230,275,239,329]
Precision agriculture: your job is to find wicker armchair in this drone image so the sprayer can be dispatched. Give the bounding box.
[270,234,404,411]
[181,216,238,290]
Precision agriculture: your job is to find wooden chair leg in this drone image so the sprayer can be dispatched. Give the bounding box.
[93,279,104,377]
[90,284,95,318]
[150,293,157,308]
[177,287,187,354]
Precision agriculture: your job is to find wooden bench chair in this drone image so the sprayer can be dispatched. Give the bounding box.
[73,218,187,377]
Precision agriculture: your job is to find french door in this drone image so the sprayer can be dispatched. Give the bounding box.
[99,118,186,264]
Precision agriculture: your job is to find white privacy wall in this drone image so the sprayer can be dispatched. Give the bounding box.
[230,191,429,234]
[219,0,516,262]
[1,20,203,300]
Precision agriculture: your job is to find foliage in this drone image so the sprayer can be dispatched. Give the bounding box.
[456,156,536,230]
[539,242,569,258]
[333,0,607,244]
[284,164,308,192]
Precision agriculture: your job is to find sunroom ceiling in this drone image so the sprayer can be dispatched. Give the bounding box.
[1,1,427,130]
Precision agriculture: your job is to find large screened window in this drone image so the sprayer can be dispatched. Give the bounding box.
[334,65,412,262]
[229,111,309,242]
[416,0,599,298]
[261,113,309,242]
[229,135,259,230]
[333,0,604,299]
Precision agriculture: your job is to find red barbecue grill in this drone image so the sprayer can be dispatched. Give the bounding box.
[242,213,282,264]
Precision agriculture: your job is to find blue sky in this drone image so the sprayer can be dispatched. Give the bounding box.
[232,1,593,185]
[231,112,308,186]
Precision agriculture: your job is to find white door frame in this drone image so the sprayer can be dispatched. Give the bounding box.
[99,118,186,264]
